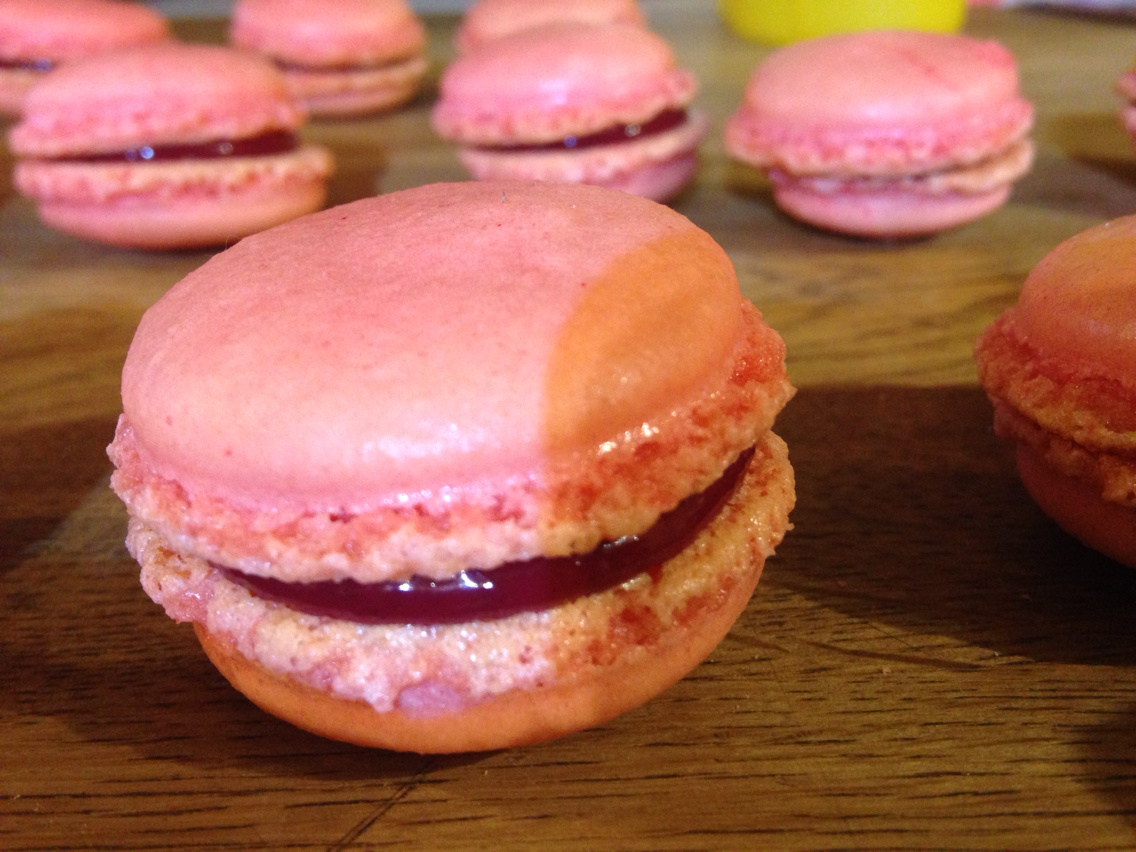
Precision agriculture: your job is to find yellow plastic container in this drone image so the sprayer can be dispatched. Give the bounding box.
[718,0,967,44]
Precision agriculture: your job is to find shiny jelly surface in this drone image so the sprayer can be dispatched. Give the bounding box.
[64,130,298,163]
[0,58,53,71]
[223,446,754,625]
[482,109,689,152]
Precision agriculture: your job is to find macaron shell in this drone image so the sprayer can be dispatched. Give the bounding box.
[1016,445,1136,570]
[455,0,645,53]
[120,182,743,507]
[724,30,1033,176]
[231,0,426,67]
[37,180,328,250]
[16,146,333,248]
[1011,216,1136,383]
[772,179,1011,239]
[9,43,305,157]
[432,23,698,145]
[0,0,169,62]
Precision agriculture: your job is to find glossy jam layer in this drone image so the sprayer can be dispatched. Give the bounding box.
[223,446,754,625]
[63,130,299,163]
[0,57,53,71]
[481,109,689,152]
[272,57,405,73]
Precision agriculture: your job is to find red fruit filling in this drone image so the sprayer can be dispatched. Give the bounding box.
[222,445,754,625]
[61,130,299,163]
[272,57,410,73]
[0,58,53,71]
[475,109,689,153]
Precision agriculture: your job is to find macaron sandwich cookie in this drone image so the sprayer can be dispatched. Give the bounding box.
[432,23,708,202]
[454,0,645,53]
[975,216,1136,570]
[9,43,333,249]
[230,0,428,118]
[0,0,169,116]
[107,180,796,753]
[724,30,1034,238]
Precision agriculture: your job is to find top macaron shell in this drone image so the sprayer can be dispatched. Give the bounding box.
[9,43,306,158]
[454,0,645,53]
[725,30,1033,176]
[992,216,1136,395]
[230,0,426,67]
[0,0,169,62]
[432,23,698,145]
[120,181,745,510]
[0,0,169,115]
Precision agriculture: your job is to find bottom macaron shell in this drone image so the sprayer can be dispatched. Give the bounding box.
[35,184,327,249]
[135,432,793,753]
[771,181,1010,239]
[1016,445,1136,570]
[458,114,707,203]
[283,56,428,117]
[16,147,333,249]
[36,182,328,249]
[591,153,698,202]
[195,565,755,753]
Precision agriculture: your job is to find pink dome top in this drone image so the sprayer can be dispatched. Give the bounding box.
[455,0,645,53]
[119,181,748,511]
[0,0,168,62]
[1010,216,1136,382]
[433,23,697,145]
[231,0,425,66]
[9,43,304,157]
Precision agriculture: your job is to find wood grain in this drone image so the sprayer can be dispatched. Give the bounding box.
[4,5,1136,849]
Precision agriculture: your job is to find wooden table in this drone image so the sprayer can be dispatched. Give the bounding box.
[4,5,1136,849]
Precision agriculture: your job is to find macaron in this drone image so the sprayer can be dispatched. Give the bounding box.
[107,180,796,753]
[454,0,645,53]
[724,30,1034,238]
[431,23,708,202]
[0,0,169,116]
[975,215,1136,569]
[230,0,428,118]
[9,43,333,250]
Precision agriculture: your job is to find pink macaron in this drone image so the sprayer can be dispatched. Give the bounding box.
[454,0,645,53]
[975,215,1136,569]
[230,0,428,118]
[9,42,333,250]
[0,0,170,116]
[108,180,796,752]
[432,22,707,202]
[724,30,1034,238]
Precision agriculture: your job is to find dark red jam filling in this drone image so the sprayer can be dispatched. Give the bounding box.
[0,57,53,72]
[61,130,299,164]
[478,108,689,153]
[221,445,754,626]
[272,57,408,73]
